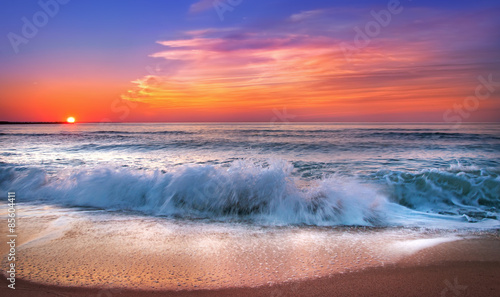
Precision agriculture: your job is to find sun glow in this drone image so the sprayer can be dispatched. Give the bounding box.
[66,117,75,123]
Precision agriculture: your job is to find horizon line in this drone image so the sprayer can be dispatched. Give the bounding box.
[1,121,500,125]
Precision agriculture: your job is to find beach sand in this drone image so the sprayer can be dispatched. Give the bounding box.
[1,206,499,296]
[1,260,499,296]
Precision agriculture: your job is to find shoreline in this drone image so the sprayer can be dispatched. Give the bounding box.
[2,260,499,296]
[2,204,499,296]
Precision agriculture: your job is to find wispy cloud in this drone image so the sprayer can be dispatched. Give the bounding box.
[189,0,213,14]
[290,10,324,22]
[123,6,500,121]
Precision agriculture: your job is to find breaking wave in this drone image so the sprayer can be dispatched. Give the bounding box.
[0,161,498,228]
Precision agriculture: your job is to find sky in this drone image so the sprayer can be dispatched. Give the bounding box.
[0,0,499,123]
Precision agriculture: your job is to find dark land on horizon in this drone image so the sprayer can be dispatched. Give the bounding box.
[0,121,70,125]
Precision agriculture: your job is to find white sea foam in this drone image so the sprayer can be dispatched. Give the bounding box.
[1,160,498,229]
[389,236,461,255]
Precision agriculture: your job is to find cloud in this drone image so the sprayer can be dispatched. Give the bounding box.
[189,0,213,14]
[290,10,324,22]
[123,6,500,121]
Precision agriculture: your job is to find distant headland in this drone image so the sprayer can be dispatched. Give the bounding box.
[0,121,69,125]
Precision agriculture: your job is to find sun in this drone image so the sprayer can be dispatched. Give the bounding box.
[66,117,76,123]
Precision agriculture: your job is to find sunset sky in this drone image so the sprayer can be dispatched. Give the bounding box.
[0,0,499,122]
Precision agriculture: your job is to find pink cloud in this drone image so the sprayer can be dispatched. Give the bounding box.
[189,0,213,14]
[121,7,500,121]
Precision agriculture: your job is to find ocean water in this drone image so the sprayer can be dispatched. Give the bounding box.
[1,123,499,229]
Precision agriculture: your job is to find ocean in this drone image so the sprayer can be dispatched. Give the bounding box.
[1,123,499,229]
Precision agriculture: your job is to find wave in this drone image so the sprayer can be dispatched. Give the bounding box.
[0,131,195,137]
[2,129,498,141]
[0,162,498,227]
[219,129,500,140]
[375,166,500,214]
[0,162,387,226]
[88,130,195,135]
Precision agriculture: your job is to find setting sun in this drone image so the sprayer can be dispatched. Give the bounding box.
[66,117,75,123]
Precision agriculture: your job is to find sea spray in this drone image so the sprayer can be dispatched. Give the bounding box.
[0,161,387,226]
[1,160,498,227]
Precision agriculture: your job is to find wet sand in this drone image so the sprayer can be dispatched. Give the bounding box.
[1,205,499,296]
[2,260,499,297]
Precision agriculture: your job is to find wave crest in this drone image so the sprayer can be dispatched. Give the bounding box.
[376,166,500,214]
[0,162,387,226]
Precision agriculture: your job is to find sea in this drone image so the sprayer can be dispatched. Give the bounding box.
[1,123,499,229]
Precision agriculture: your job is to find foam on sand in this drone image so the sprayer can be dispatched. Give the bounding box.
[3,204,498,290]
[388,237,461,256]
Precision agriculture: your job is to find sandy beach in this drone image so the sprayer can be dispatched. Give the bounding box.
[1,204,499,296]
[2,258,499,296]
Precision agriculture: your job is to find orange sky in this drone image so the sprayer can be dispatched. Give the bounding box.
[1,1,499,122]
